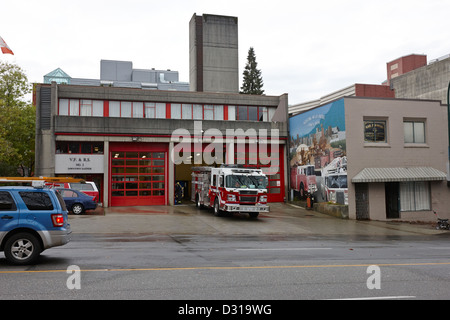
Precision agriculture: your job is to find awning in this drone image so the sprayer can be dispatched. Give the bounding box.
[352,167,447,183]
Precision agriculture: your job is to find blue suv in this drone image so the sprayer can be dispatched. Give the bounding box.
[0,186,71,265]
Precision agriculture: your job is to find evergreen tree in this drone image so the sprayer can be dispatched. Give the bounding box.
[240,47,264,95]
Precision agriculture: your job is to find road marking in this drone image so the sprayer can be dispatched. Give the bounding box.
[1,261,450,274]
[236,248,332,251]
[329,296,416,300]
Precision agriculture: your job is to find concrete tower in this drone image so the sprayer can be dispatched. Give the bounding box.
[189,14,239,93]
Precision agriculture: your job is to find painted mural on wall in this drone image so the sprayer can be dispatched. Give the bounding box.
[290,98,346,168]
[289,99,347,203]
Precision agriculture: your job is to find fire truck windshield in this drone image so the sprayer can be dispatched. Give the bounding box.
[326,174,348,189]
[226,175,268,189]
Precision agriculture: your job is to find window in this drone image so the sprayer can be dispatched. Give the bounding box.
[193,105,203,120]
[237,106,268,121]
[404,121,425,143]
[109,101,143,118]
[56,142,104,154]
[59,99,69,115]
[60,99,103,116]
[182,104,192,119]
[171,104,181,119]
[399,181,430,211]
[19,192,54,211]
[364,120,387,143]
[69,99,79,116]
[121,101,132,118]
[59,190,77,198]
[204,105,214,120]
[0,191,16,211]
[203,105,223,120]
[132,102,143,118]
[145,102,166,119]
[109,101,120,117]
[228,106,236,120]
[80,100,92,116]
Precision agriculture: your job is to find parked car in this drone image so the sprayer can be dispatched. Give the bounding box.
[0,185,71,265]
[56,188,97,215]
[68,182,100,203]
[45,181,100,203]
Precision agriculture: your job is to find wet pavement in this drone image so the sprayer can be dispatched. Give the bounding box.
[68,202,446,237]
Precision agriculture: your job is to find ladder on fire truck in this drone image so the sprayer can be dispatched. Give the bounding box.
[323,156,347,174]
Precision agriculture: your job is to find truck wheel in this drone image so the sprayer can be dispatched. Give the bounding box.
[214,199,223,217]
[4,232,42,265]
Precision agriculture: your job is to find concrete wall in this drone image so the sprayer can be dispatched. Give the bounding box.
[345,97,450,221]
[391,57,450,105]
[189,14,239,93]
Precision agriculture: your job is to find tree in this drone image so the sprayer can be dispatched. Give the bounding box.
[240,47,264,95]
[0,62,34,176]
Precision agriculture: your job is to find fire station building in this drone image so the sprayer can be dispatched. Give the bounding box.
[34,81,289,207]
[34,14,289,208]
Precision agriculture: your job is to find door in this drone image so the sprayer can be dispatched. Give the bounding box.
[385,182,400,219]
[0,191,19,233]
[110,143,168,206]
[355,183,369,220]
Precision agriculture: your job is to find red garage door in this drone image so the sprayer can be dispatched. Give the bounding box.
[110,143,168,206]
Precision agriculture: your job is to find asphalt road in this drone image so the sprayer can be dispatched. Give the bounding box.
[1,203,450,303]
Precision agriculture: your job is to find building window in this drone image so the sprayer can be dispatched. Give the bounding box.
[56,141,104,154]
[237,106,269,121]
[171,104,181,119]
[364,120,387,143]
[399,181,430,211]
[182,104,192,119]
[144,102,166,119]
[404,121,425,143]
[59,99,103,116]
[109,101,144,118]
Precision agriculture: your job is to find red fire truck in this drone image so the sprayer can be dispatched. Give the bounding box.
[290,164,317,198]
[191,165,270,218]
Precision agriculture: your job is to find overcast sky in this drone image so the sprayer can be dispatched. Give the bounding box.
[1,0,449,105]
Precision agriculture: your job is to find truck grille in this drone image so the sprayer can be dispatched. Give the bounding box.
[239,191,258,203]
[240,196,257,203]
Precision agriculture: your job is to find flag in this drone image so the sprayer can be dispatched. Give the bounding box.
[0,36,14,55]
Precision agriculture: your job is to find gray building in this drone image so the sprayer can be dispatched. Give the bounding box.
[189,14,239,93]
[44,60,189,91]
[390,54,450,105]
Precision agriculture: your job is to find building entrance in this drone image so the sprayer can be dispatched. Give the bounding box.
[110,143,168,206]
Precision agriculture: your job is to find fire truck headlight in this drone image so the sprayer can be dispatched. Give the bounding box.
[227,194,236,202]
[259,195,267,202]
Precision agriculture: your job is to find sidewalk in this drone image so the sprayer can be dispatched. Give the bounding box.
[68,202,447,237]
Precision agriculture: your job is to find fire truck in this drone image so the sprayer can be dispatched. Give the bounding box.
[191,165,270,218]
[321,156,348,205]
[290,164,317,198]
